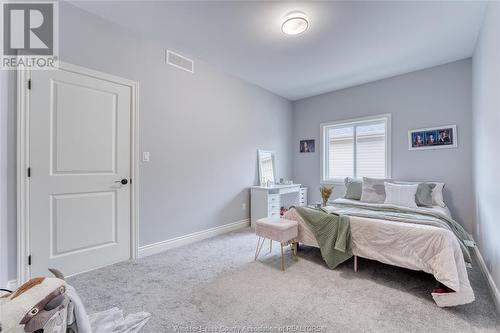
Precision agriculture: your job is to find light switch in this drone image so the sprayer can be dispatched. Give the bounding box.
[142,152,150,162]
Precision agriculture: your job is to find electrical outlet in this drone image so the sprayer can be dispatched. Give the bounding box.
[142,152,150,162]
[242,203,246,211]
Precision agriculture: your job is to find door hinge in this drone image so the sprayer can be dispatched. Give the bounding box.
[28,79,31,90]
[27,167,31,177]
[28,255,31,266]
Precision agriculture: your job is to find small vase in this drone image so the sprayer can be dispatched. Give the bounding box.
[322,199,328,207]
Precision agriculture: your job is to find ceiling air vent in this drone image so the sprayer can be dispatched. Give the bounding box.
[166,50,194,73]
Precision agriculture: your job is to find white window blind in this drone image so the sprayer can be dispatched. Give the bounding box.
[328,127,354,178]
[356,123,386,178]
[321,115,390,182]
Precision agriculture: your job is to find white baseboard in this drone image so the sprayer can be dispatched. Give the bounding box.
[138,219,250,258]
[474,247,500,315]
[5,279,18,291]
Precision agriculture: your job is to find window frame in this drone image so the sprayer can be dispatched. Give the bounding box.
[320,114,392,184]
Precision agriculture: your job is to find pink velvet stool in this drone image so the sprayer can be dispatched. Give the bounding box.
[254,217,298,271]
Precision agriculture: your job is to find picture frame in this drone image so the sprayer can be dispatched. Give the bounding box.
[299,139,315,153]
[408,125,457,150]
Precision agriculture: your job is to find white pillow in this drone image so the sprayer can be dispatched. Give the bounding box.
[384,182,418,208]
[394,180,446,208]
[432,182,446,207]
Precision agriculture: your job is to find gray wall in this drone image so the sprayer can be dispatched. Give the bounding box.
[292,59,475,232]
[1,2,292,282]
[59,3,293,246]
[472,2,500,301]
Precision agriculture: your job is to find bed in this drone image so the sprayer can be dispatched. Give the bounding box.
[284,198,475,307]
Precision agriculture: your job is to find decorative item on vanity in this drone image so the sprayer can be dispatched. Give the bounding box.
[408,125,457,150]
[280,206,287,217]
[299,139,315,153]
[320,185,333,206]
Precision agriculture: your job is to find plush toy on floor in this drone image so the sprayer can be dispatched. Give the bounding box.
[0,269,68,333]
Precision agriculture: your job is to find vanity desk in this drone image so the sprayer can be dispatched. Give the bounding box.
[250,184,308,227]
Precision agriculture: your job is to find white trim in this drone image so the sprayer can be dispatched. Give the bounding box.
[408,124,458,150]
[320,113,392,184]
[474,246,500,315]
[17,62,139,284]
[17,68,30,284]
[138,219,250,258]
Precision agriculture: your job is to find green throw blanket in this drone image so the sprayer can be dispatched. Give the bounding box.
[294,206,352,269]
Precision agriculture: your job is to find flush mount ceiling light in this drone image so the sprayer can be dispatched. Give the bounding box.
[281,12,309,35]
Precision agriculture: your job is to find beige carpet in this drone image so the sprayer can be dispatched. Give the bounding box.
[69,228,500,332]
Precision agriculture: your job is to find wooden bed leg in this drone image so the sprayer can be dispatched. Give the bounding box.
[280,243,285,271]
[354,255,358,272]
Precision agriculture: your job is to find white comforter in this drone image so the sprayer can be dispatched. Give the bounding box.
[284,198,474,307]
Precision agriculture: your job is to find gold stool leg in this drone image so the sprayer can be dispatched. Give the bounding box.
[280,242,285,271]
[255,237,265,260]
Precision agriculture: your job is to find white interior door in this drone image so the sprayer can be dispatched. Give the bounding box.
[29,65,132,277]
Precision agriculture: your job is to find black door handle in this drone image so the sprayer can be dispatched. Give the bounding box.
[115,179,128,185]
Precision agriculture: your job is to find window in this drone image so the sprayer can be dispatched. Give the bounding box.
[321,114,391,183]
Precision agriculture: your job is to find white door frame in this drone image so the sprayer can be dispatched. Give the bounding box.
[17,62,140,284]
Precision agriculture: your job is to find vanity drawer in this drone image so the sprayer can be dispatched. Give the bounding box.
[269,212,280,219]
[280,186,300,195]
[267,192,280,215]
[268,194,280,204]
[299,187,307,205]
[267,203,280,212]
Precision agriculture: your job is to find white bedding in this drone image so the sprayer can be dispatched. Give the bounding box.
[284,198,474,307]
[334,198,453,218]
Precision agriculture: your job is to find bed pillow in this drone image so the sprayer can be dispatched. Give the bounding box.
[384,182,418,208]
[394,181,446,207]
[415,183,436,207]
[343,177,362,200]
[360,177,390,203]
[432,182,446,207]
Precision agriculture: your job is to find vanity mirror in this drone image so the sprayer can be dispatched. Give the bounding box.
[257,150,276,186]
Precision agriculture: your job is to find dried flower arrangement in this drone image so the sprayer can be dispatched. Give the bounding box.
[320,185,333,206]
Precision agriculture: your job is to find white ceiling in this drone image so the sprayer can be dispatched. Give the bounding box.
[70,1,487,101]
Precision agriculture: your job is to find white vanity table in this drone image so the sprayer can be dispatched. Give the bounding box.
[250,184,308,227]
[251,149,308,227]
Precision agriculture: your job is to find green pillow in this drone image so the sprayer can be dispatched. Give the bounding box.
[344,177,363,200]
[415,183,436,207]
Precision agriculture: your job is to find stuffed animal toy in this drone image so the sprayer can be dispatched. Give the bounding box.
[0,270,68,333]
